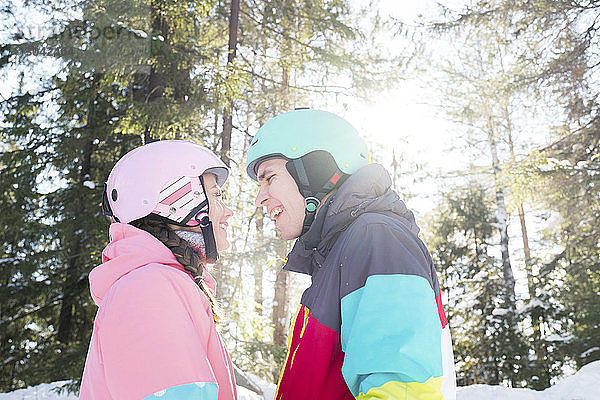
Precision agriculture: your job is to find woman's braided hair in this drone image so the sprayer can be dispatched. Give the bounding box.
[131,217,221,323]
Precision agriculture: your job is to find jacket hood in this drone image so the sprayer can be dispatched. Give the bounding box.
[89,223,216,306]
[285,164,419,275]
[324,163,419,237]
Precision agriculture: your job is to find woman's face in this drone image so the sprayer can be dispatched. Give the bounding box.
[169,173,233,253]
[202,173,233,251]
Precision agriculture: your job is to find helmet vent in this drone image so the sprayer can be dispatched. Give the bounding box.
[111,189,118,201]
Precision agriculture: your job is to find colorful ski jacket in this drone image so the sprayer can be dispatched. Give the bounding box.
[276,164,456,400]
[79,223,236,400]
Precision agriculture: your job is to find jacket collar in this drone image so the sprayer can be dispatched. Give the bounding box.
[284,164,419,276]
[89,223,216,305]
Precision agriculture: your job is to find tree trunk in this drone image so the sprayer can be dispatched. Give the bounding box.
[272,233,290,349]
[271,56,292,350]
[254,209,264,314]
[148,13,167,103]
[487,126,516,306]
[272,257,289,348]
[57,125,94,344]
[216,0,240,292]
[220,0,240,167]
[505,106,551,389]
[503,103,534,289]
[281,67,290,109]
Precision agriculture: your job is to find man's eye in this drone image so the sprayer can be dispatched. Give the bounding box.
[266,174,275,183]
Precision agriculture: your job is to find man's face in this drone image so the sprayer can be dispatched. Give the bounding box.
[255,158,305,240]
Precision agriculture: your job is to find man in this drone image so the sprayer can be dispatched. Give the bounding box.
[246,109,456,400]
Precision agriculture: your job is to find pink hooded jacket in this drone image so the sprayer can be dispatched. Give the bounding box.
[79,223,237,400]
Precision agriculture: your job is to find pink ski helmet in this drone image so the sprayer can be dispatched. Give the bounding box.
[101,140,228,261]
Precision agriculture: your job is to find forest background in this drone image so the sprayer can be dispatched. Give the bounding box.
[0,0,598,393]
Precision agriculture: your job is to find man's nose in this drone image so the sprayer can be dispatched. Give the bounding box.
[255,185,268,207]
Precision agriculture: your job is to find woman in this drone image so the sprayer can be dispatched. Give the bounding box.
[79,140,236,400]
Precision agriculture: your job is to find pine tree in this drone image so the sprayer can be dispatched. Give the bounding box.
[0,0,227,390]
[435,0,600,377]
[426,182,528,386]
[426,26,537,385]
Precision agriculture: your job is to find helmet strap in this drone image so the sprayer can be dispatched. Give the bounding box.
[101,182,120,222]
[198,175,219,263]
[301,197,320,235]
[200,221,219,263]
[286,154,348,236]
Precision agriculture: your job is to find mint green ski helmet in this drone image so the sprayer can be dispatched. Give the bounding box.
[246,109,369,181]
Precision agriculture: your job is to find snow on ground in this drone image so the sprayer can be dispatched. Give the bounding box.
[0,382,77,400]
[0,381,274,400]
[1,361,598,399]
[457,360,599,400]
[245,373,276,400]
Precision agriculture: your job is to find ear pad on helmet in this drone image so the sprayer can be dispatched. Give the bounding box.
[285,150,348,198]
